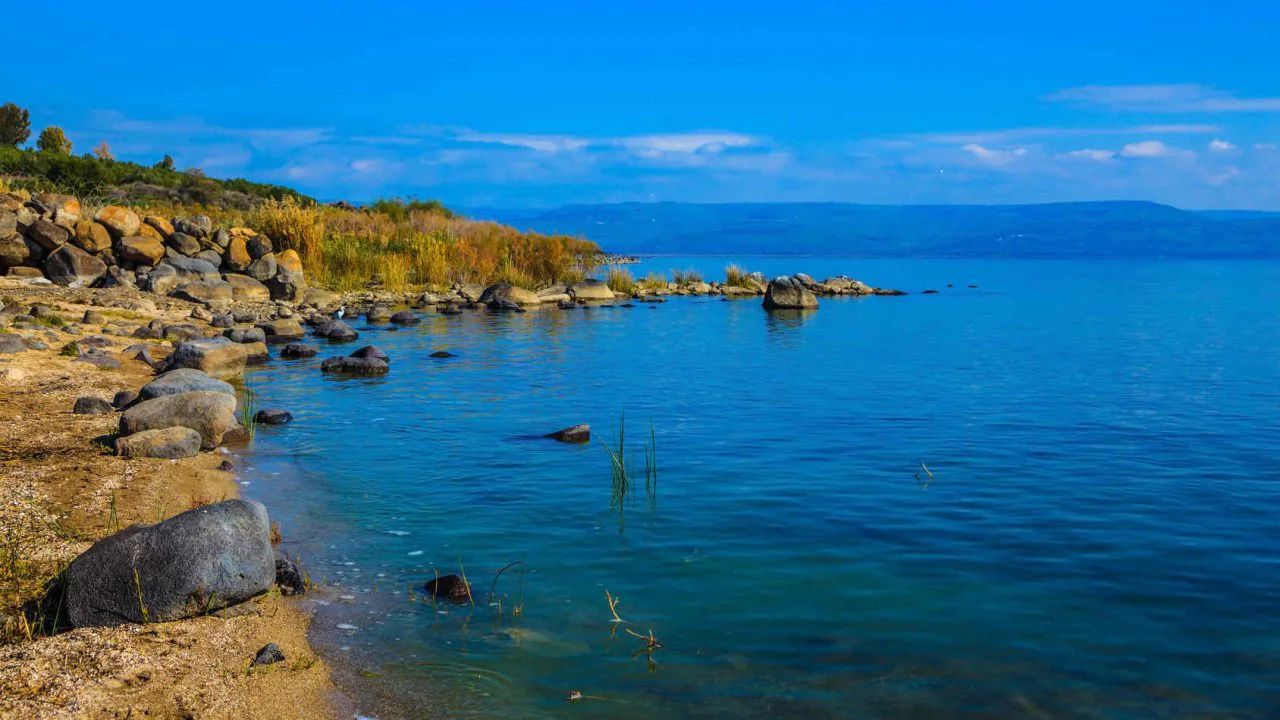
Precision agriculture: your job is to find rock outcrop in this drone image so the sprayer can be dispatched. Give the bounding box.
[762,276,819,310]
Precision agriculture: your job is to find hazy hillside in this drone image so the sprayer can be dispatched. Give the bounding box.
[477,201,1280,258]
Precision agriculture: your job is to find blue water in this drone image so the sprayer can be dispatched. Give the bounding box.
[239,258,1280,719]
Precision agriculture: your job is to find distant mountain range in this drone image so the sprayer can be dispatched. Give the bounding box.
[472,201,1280,258]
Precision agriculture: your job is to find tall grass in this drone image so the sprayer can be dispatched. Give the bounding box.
[671,269,703,286]
[640,272,669,291]
[606,267,636,294]
[255,201,599,292]
[238,389,258,443]
[724,263,753,288]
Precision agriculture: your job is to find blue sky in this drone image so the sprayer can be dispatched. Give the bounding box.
[5,0,1279,208]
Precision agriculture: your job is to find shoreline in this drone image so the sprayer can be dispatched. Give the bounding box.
[0,278,339,719]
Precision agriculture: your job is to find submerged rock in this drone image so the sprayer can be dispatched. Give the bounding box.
[762,276,819,310]
[280,343,317,359]
[429,350,454,358]
[254,409,293,425]
[546,424,590,444]
[349,345,389,363]
[58,499,274,627]
[389,310,421,325]
[423,574,472,603]
[314,319,358,342]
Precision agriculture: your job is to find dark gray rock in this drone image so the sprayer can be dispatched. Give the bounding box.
[246,234,273,260]
[314,319,358,342]
[59,500,273,627]
[389,310,420,325]
[173,216,212,239]
[162,255,221,279]
[73,397,115,415]
[138,368,235,402]
[1,334,29,354]
[45,245,107,287]
[101,266,136,290]
[246,253,277,282]
[487,298,526,313]
[366,305,392,323]
[82,310,105,325]
[254,409,293,425]
[320,356,388,376]
[252,643,285,667]
[211,313,234,329]
[546,424,591,444]
[423,574,471,603]
[162,323,204,342]
[164,337,248,380]
[112,389,138,409]
[349,345,389,363]
[280,343,317,359]
[167,232,201,257]
[762,276,819,310]
[224,327,267,344]
[211,229,230,249]
[275,555,306,596]
[429,350,455,358]
[26,218,70,251]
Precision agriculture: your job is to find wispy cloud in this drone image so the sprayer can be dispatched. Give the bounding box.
[1208,138,1236,152]
[1047,84,1280,113]
[91,111,332,151]
[904,124,1218,145]
[960,143,1027,166]
[1062,148,1116,161]
[416,127,762,157]
[1120,140,1194,159]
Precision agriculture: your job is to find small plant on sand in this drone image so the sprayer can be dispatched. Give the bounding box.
[605,266,635,294]
[269,521,282,546]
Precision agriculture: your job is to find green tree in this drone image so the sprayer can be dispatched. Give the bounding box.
[156,154,175,171]
[0,103,31,147]
[36,126,72,155]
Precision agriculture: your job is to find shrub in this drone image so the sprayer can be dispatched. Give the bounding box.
[724,263,753,288]
[0,103,30,147]
[36,127,71,155]
[247,197,325,274]
[640,272,668,291]
[672,268,703,285]
[92,140,113,161]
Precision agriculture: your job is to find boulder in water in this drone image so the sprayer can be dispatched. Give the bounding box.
[546,424,590,444]
[762,276,819,310]
[423,574,472,603]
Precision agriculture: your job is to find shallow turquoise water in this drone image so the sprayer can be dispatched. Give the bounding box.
[240,258,1280,719]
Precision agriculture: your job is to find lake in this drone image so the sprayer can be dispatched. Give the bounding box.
[238,257,1280,719]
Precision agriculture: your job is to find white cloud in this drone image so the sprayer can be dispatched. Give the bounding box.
[1207,167,1240,185]
[1120,140,1193,159]
[1208,139,1236,152]
[907,124,1218,145]
[1063,149,1116,161]
[439,128,760,157]
[960,143,1027,166]
[1047,84,1280,113]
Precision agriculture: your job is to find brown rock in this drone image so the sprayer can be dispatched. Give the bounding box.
[225,236,251,272]
[144,215,175,238]
[137,222,165,243]
[26,218,70,251]
[119,391,238,450]
[95,206,142,237]
[223,273,271,301]
[117,236,166,265]
[44,245,108,287]
[164,337,249,381]
[276,248,303,274]
[74,220,113,253]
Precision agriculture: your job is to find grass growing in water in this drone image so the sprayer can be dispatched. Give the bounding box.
[600,413,658,531]
[238,388,258,443]
[724,263,754,288]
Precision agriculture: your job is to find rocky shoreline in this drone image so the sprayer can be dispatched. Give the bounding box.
[0,191,909,718]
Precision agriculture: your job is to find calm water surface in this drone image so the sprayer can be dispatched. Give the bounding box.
[239,258,1280,719]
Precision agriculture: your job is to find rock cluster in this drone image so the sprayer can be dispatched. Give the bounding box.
[0,193,306,305]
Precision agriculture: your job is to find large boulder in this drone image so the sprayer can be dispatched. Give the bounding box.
[117,236,165,265]
[265,271,305,301]
[144,263,180,295]
[164,337,248,380]
[762,276,819,310]
[276,249,303,274]
[546,424,590,444]
[119,391,238,450]
[114,426,202,459]
[60,500,274,627]
[138,368,235,402]
[95,206,142,238]
[389,310,421,325]
[171,280,233,307]
[246,235,273,260]
[257,318,305,343]
[173,216,212,239]
[73,220,114,254]
[44,245,107,287]
[33,193,80,226]
[457,284,485,302]
[222,273,270,301]
[0,234,40,268]
[224,327,266,344]
[225,236,251,273]
[26,218,70,251]
[479,283,541,307]
[246,253,277,282]
[568,279,615,301]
